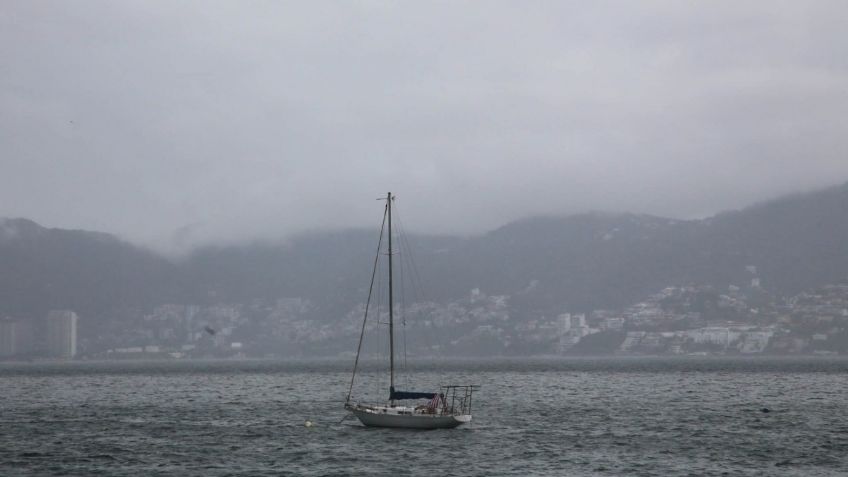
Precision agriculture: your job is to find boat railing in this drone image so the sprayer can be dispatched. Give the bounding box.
[438,385,478,416]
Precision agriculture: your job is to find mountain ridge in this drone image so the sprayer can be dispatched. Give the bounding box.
[1,181,847,339]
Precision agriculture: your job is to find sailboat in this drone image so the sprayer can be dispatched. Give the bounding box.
[343,192,477,429]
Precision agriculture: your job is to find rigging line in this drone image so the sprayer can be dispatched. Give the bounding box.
[395,207,441,388]
[394,205,440,378]
[393,214,409,387]
[401,220,425,306]
[405,229,427,304]
[376,229,390,394]
[346,202,388,404]
[393,205,428,304]
[400,258,409,383]
[375,242,385,390]
[393,204,413,382]
[392,207,415,384]
[396,217,409,380]
[393,206,412,303]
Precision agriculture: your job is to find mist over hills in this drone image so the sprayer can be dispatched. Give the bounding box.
[1,181,847,340]
[0,218,179,320]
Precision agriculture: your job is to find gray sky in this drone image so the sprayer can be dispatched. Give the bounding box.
[2,1,847,253]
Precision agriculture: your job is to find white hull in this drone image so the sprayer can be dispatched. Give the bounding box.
[347,404,471,429]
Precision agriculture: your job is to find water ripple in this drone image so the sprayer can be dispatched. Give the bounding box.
[0,358,846,476]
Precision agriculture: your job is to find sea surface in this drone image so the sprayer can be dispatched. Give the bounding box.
[1,357,847,476]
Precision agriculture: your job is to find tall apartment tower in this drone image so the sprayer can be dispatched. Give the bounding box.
[559,313,572,334]
[47,310,78,359]
[0,319,33,357]
[0,319,18,357]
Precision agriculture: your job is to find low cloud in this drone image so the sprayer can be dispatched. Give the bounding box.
[1,1,846,253]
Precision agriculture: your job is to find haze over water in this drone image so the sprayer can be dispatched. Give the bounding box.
[2,357,846,476]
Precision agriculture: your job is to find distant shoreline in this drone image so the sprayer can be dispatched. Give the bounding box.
[2,354,847,379]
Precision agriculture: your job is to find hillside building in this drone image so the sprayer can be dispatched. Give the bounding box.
[46,310,78,359]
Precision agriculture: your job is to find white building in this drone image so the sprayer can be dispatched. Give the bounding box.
[738,331,774,353]
[601,317,625,331]
[0,320,14,356]
[0,319,32,357]
[558,313,598,353]
[686,327,741,347]
[559,314,572,333]
[46,310,78,359]
[574,314,587,328]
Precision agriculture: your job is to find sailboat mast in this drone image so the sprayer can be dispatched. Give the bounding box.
[387,192,395,398]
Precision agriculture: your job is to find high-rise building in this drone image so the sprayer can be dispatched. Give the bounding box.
[46,310,78,359]
[0,319,17,357]
[559,313,572,333]
[0,319,33,357]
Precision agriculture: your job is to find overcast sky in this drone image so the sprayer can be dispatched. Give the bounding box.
[2,1,847,253]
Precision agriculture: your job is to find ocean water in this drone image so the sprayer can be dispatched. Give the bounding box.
[1,357,847,476]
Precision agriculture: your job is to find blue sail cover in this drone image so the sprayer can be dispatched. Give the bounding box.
[389,387,435,400]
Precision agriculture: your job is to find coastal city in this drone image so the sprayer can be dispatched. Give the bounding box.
[2,271,846,360]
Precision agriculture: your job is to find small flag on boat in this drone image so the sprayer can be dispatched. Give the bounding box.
[428,393,442,410]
